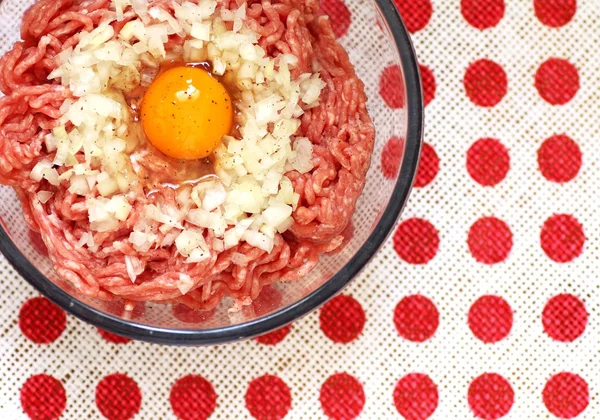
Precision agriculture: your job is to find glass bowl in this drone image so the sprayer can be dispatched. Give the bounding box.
[0,0,423,345]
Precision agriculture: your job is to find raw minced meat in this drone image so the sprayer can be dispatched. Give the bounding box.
[0,0,375,310]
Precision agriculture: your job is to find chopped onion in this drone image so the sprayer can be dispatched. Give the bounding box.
[69,174,91,195]
[177,273,195,294]
[76,232,89,249]
[263,202,293,230]
[186,209,227,237]
[191,22,211,41]
[125,255,144,283]
[223,228,240,250]
[185,248,210,264]
[212,57,226,76]
[243,229,274,253]
[202,183,227,212]
[49,0,328,247]
[30,159,52,182]
[129,231,157,252]
[175,229,207,257]
[98,177,119,197]
[37,191,54,204]
[291,137,314,173]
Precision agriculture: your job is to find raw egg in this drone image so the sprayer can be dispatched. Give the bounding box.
[141,66,233,160]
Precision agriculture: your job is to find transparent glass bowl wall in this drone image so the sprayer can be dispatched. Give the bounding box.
[0,0,422,345]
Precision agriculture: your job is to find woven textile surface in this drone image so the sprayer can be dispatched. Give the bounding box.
[0,0,597,418]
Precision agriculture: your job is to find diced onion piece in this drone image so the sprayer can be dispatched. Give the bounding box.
[259,224,276,239]
[76,232,89,249]
[177,273,195,294]
[186,248,210,264]
[213,239,224,252]
[30,159,52,182]
[213,57,226,76]
[131,0,150,18]
[186,209,227,237]
[175,229,207,257]
[262,169,282,195]
[202,183,227,212]
[243,230,274,253]
[191,22,211,41]
[146,204,184,229]
[114,0,130,21]
[146,24,168,58]
[52,126,70,165]
[291,137,314,173]
[263,202,293,231]
[129,231,157,252]
[277,217,294,233]
[278,177,295,205]
[37,191,54,204]
[125,255,144,283]
[88,198,119,232]
[150,7,184,35]
[254,94,285,125]
[69,174,91,195]
[98,177,119,197]
[107,195,132,221]
[223,228,240,250]
[234,3,247,19]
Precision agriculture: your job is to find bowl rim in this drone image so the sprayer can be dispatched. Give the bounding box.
[0,0,423,346]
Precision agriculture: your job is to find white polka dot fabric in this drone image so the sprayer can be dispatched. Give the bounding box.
[0,0,598,419]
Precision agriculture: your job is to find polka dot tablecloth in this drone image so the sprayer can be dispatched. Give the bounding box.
[0,0,599,419]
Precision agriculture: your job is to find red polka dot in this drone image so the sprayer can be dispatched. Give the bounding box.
[538,134,582,183]
[467,138,510,186]
[393,0,433,33]
[393,373,438,420]
[468,296,513,343]
[394,295,439,342]
[393,218,439,264]
[468,373,514,419]
[98,328,131,344]
[320,295,365,343]
[420,65,436,106]
[468,217,513,264]
[461,0,505,29]
[19,297,66,344]
[21,374,66,420]
[542,294,587,342]
[535,58,579,105]
[320,0,351,38]
[543,373,588,418]
[414,143,439,188]
[255,325,292,345]
[170,375,217,420]
[320,373,365,420]
[381,137,404,180]
[380,65,405,109]
[96,374,141,420]
[535,0,576,28]
[464,59,508,107]
[245,375,291,420]
[172,304,215,324]
[540,214,585,263]
[28,229,48,256]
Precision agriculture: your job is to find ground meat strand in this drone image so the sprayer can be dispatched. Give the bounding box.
[0,0,375,310]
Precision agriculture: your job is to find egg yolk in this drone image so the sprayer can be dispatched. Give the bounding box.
[141,66,233,160]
